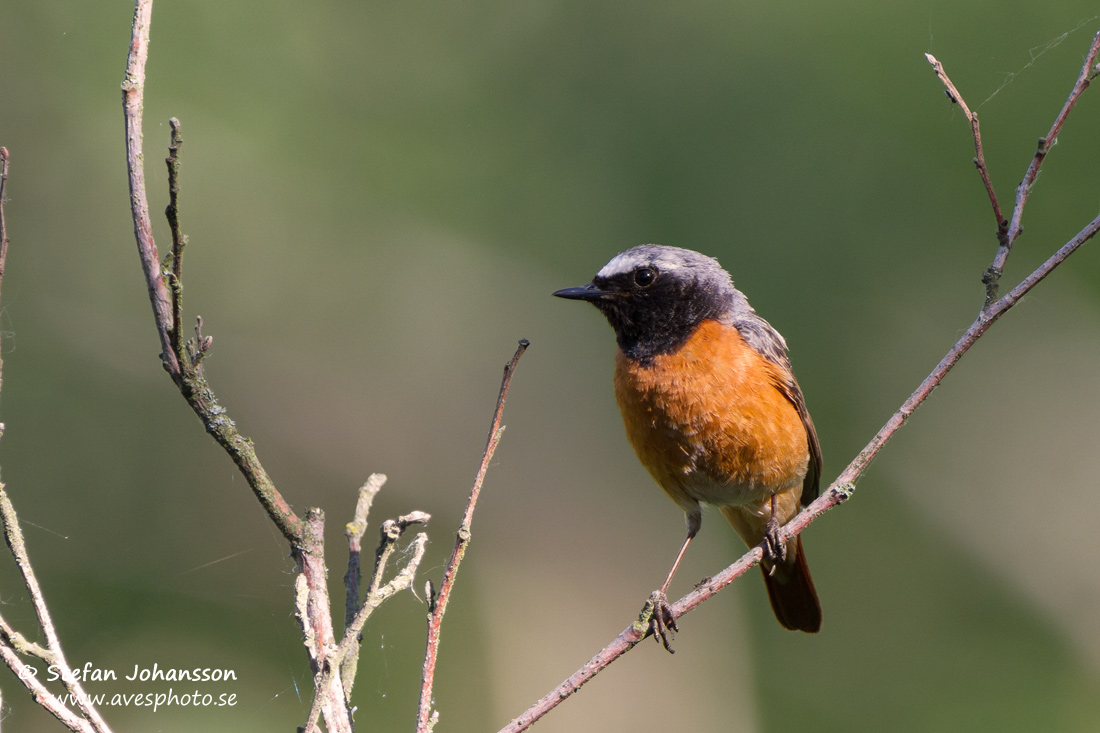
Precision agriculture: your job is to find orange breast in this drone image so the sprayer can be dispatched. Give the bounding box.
[613,319,809,513]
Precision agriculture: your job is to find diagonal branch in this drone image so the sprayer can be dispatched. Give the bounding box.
[995,28,1100,298]
[503,35,1100,732]
[417,339,529,733]
[0,641,96,733]
[0,149,113,732]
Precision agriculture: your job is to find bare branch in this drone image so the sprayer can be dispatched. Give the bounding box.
[295,509,353,733]
[121,0,302,546]
[417,339,529,732]
[303,512,430,733]
[0,488,114,732]
[120,5,440,729]
[343,473,388,630]
[996,28,1100,294]
[0,642,96,733]
[925,54,1007,254]
[122,0,178,377]
[340,511,430,697]
[164,118,187,356]
[0,152,114,731]
[0,615,52,661]
[0,147,10,396]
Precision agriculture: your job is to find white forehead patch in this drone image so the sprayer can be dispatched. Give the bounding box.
[596,246,692,279]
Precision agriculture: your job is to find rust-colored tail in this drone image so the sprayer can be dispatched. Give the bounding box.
[762,536,821,633]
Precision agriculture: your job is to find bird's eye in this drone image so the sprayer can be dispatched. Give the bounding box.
[634,266,657,287]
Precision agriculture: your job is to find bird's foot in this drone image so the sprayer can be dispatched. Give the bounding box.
[762,516,787,573]
[640,590,678,653]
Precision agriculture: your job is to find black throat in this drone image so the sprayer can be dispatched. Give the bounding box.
[594,278,729,366]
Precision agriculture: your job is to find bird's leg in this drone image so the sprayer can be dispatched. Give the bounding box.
[645,511,700,653]
[762,493,787,573]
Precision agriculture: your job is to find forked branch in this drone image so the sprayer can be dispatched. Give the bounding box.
[122,0,302,546]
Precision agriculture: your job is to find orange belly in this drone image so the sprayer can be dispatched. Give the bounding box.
[613,319,809,526]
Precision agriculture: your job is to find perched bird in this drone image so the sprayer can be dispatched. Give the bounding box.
[554,244,822,642]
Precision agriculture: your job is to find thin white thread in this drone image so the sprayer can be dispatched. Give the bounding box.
[979,16,1100,108]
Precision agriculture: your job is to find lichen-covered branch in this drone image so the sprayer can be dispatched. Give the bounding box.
[302,510,430,733]
[122,0,302,546]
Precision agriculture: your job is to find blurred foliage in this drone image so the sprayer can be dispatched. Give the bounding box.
[1,0,1099,730]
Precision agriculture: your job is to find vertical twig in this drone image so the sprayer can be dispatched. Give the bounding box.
[0,147,10,398]
[416,339,529,732]
[343,473,388,632]
[295,510,353,733]
[122,0,178,378]
[0,148,9,376]
[164,118,187,355]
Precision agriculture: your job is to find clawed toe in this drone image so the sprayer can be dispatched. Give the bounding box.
[763,516,787,571]
[642,590,679,653]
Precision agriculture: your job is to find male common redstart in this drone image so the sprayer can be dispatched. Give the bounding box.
[554,244,822,639]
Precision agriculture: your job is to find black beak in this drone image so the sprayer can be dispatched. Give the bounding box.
[552,283,610,301]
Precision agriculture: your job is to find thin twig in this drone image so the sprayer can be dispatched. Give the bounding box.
[0,149,113,732]
[0,147,10,397]
[503,37,1100,731]
[339,473,390,702]
[122,0,177,377]
[343,473,388,631]
[924,54,1007,247]
[416,339,529,733]
[996,28,1100,295]
[0,489,114,732]
[340,510,430,697]
[164,118,187,356]
[0,615,52,660]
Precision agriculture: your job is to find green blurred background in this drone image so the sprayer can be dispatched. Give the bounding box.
[2,1,1099,730]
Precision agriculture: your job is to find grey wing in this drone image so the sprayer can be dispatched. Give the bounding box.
[732,311,822,506]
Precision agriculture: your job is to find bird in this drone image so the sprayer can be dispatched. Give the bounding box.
[553,244,822,644]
